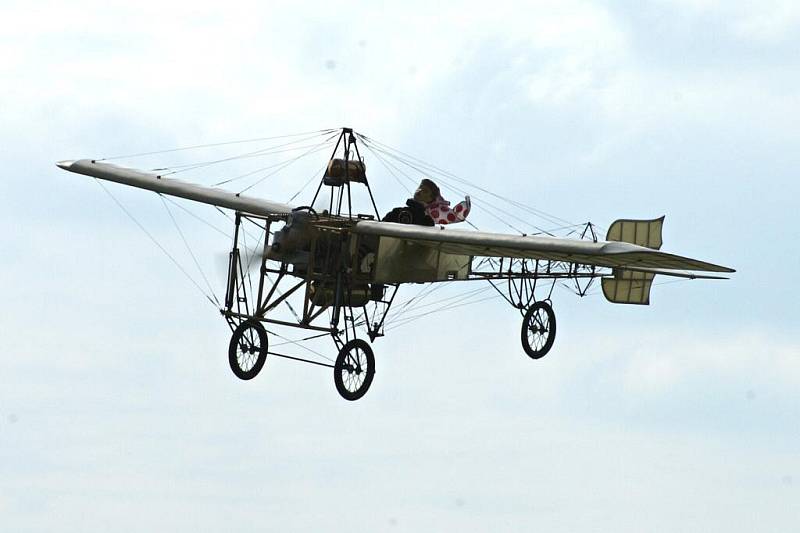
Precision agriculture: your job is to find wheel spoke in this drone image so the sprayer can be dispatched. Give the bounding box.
[229,321,268,379]
[521,303,556,359]
[334,339,374,400]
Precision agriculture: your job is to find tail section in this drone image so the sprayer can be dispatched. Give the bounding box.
[601,216,664,305]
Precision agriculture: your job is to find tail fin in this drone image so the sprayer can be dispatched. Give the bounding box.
[601,216,665,305]
[605,215,664,250]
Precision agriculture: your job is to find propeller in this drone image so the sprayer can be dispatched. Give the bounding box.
[214,245,267,284]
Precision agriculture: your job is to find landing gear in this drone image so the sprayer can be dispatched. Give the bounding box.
[521,301,556,359]
[334,339,375,401]
[229,320,268,380]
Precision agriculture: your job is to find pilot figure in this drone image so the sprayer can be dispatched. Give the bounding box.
[382,178,471,226]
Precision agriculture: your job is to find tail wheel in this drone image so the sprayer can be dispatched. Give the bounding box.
[521,301,556,359]
[228,320,268,380]
[334,339,375,401]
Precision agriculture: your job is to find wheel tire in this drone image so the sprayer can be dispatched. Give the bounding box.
[228,320,268,380]
[334,339,375,401]
[521,301,556,359]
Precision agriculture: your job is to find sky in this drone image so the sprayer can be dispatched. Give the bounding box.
[1,0,799,531]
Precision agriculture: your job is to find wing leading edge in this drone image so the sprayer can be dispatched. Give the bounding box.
[353,220,735,274]
[56,159,294,217]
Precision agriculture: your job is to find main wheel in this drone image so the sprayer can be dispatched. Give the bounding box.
[521,301,556,359]
[334,339,375,401]
[228,320,268,380]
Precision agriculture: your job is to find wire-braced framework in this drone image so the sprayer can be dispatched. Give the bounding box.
[76,126,714,399]
[222,210,399,370]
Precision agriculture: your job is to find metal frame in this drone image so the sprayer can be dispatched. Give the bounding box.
[222,213,398,369]
[222,129,604,373]
[223,215,607,338]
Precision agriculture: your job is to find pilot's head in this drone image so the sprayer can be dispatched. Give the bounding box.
[413,178,440,204]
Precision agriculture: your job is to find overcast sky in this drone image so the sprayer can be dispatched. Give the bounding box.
[2,1,799,531]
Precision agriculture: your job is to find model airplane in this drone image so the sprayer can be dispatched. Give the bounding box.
[57,128,734,401]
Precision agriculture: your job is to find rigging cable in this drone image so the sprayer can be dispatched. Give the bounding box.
[209,135,339,186]
[154,137,336,174]
[287,163,329,203]
[160,195,230,239]
[148,130,337,178]
[360,141,414,196]
[94,179,218,309]
[384,285,492,326]
[96,128,338,162]
[360,139,531,235]
[238,134,339,194]
[270,331,334,363]
[385,292,502,332]
[359,133,576,229]
[159,193,221,307]
[361,141,484,231]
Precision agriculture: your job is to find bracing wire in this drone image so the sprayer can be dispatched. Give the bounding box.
[359,133,576,229]
[210,136,338,187]
[385,293,502,332]
[154,136,336,174]
[209,141,334,187]
[287,164,328,203]
[363,140,534,233]
[362,139,529,234]
[388,282,450,321]
[97,128,337,161]
[159,193,221,306]
[271,332,330,347]
[270,331,334,363]
[385,285,492,326]
[149,131,336,178]
[238,135,339,194]
[213,206,268,247]
[94,180,218,309]
[360,142,415,196]
[161,195,231,239]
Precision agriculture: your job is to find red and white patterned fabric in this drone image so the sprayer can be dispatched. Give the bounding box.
[425,195,471,225]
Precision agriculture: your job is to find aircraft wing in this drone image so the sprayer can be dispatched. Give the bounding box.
[56,159,294,217]
[353,220,734,274]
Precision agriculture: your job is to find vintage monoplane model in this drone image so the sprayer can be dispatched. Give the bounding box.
[57,127,734,401]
